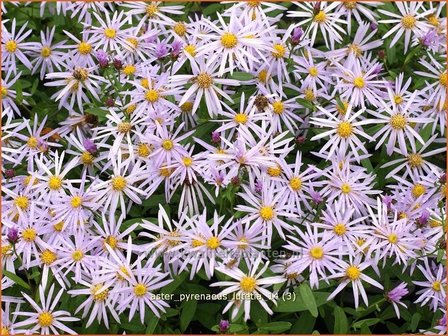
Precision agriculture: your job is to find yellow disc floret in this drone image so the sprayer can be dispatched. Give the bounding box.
[240,276,257,292]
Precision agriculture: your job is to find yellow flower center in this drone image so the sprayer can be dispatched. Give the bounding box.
[137,143,151,157]
[41,46,51,57]
[104,28,116,38]
[80,151,94,165]
[159,166,173,177]
[73,68,89,81]
[240,276,257,292]
[238,237,249,250]
[272,100,284,114]
[38,312,53,327]
[173,22,187,36]
[22,228,37,242]
[272,44,286,58]
[111,176,127,191]
[1,87,8,97]
[289,176,302,191]
[344,1,357,9]
[221,32,238,48]
[184,44,196,56]
[388,233,398,244]
[78,41,92,55]
[439,73,447,87]
[126,104,137,114]
[234,113,248,124]
[27,136,39,149]
[336,121,353,138]
[116,265,130,281]
[162,139,174,150]
[48,176,62,190]
[390,114,407,130]
[104,235,118,249]
[5,40,17,53]
[304,88,315,101]
[123,64,136,76]
[180,101,193,113]
[407,153,423,168]
[432,281,441,291]
[182,156,193,167]
[145,89,159,103]
[336,101,349,115]
[353,77,365,88]
[427,14,439,27]
[340,183,351,194]
[347,43,362,57]
[1,326,9,336]
[345,265,361,280]
[309,66,318,77]
[14,196,29,210]
[53,221,64,232]
[429,219,442,228]
[412,183,426,198]
[191,239,204,248]
[267,165,282,177]
[401,15,417,29]
[259,206,275,221]
[2,244,12,257]
[70,196,82,208]
[333,223,346,236]
[258,69,269,83]
[126,37,138,49]
[134,283,148,296]
[91,284,109,301]
[146,4,158,17]
[206,236,221,249]
[314,11,327,23]
[40,249,57,265]
[72,249,84,262]
[394,95,403,105]
[310,246,324,259]
[196,72,213,89]
[117,122,132,134]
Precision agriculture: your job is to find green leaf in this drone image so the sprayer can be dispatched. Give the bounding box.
[299,283,318,317]
[145,313,158,334]
[161,271,187,294]
[334,306,348,334]
[410,312,421,332]
[437,249,444,262]
[180,299,197,332]
[203,3,221,16]
[3,270,30,290]
[258,321,292,333]
[15,80,23,104]
[230,72,252,81]
[296,97,314,110]
[274,290,329,313]
[353,318,381,329]
[291,311,316,333]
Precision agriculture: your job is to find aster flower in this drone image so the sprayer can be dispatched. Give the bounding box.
[197,12,270,75]
[2,19,38,73]
[285,223,343,289]
[326,255,383,308]
[386,282,409,319]
[211,257,285,321]
[415,53,447,110]
[413,259,446,312]
[368,90,432,155]
[115,255,172,323]
[287,2,346,49]
[14,283,79,335]
[170,55,240,116]
[310,104,374,162]
[30,26,67,80]
[379,2,432,53]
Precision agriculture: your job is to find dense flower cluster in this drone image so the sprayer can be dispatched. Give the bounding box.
[1,1,446,334]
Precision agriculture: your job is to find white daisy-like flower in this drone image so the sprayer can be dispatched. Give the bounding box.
[211,257,285,321]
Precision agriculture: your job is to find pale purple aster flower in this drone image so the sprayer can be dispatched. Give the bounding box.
[83,138,97,154]
[171,40,182,58]
[290,27,303,44]
[155,42,169,59]
[95,50,109,68]
[386,282,409,319]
